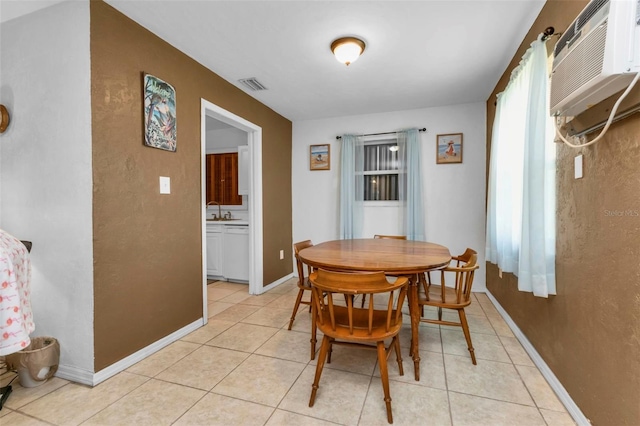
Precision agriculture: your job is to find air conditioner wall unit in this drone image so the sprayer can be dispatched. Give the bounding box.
[550,0,640,117]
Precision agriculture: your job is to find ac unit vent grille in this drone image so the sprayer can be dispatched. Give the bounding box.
[577,0,609,30]
[556,27,576,58]
[555,0,609,58]
[550,21,607,110]
[238,78,267,91]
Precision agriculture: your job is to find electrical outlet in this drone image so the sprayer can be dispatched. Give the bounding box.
[279,250,284,260]
[498,268,503,279]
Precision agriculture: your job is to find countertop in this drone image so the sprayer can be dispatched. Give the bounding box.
[206,219,249,226]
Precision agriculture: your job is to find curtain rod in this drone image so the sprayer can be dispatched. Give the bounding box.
[541,26,560,42]
[335,128,427,140]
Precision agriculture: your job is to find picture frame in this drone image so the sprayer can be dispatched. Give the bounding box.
[310,144,330,170]
[436,133,463,164]
[143,73,177,152]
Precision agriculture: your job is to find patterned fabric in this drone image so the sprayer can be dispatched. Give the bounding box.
[0,229,34,355]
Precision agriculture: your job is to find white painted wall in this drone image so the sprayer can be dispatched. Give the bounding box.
[0,2,94,372]
[206,127,247,153]
[292,103,487,290]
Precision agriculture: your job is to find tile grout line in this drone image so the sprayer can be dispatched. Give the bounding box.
[78,374,154,425]
[356,373,375,426]
[440,326,456,426]
[7,408,59,425]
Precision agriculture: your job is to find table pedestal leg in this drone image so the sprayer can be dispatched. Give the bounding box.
[409,274,420,381]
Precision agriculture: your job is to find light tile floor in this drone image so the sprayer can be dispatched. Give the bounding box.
[1,279,576,425]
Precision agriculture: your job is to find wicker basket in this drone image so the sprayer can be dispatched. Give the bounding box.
[6,337,60,387]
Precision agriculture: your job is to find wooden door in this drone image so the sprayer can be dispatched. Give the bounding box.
[206,153,242,205]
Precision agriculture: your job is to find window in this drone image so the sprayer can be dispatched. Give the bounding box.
[362,140,401,201]
[339,129,424,240]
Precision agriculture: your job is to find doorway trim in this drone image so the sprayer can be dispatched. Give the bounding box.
[201,99,264,320]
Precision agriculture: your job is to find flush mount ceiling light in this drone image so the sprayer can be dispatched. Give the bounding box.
[330,37,366,66]
[0,105,9,133]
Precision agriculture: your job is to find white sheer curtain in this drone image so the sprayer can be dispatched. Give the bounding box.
[486,35,556,297]
[339,134,364,239]
[397,129,425,240]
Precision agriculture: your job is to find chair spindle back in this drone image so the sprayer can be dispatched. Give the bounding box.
[310,269,408,337]
[439,252,478,305]
[293,240,314,285]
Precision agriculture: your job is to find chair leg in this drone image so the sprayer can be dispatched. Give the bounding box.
[288,287,305,330]
[377,341,393,424]
[437,306,443,321]
[310,297,317,360]
[309,336,331,407]
[361,294,366,308]
[419,272,430,296]
[458,309,476,365]
[393,335,404,376]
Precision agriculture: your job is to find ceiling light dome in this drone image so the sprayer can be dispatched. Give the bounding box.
[331,37,366,66]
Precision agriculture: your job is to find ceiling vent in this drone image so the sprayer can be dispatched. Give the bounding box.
[238,78,267,91]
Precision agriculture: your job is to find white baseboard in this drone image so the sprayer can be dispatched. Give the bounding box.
[56,318,204,386]
[485,291,591,426]
[258,273,294,294]
[55,364,95,386]
[56,273,293,385]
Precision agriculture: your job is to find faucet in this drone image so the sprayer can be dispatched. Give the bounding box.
[207,201,222,219]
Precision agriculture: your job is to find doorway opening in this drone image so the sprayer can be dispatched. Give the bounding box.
[200,99,264,321]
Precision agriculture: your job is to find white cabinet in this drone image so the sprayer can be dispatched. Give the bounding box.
[206,224,223,277]
[206,223,249,282]
[237,145,249,195]
[223,226,250,282]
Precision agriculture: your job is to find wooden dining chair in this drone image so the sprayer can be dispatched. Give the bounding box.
[290,240,319,359]
[421,247,476,295]
[309,269,409,424]
[418,250,479,364]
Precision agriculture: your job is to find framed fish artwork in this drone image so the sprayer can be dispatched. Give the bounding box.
[143,73,177,152]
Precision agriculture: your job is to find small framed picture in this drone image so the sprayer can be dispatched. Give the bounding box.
[310,144,330,170]
[436,133,463,164]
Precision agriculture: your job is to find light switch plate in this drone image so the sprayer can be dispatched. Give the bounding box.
[574,155,583,179]
[279,250,284,260]
[160,176,171,194]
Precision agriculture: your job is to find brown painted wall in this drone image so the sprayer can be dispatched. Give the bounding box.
[486,1,640,424]
[91,1,292,371]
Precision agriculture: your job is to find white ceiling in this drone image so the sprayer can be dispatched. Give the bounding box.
[1,0,546,122]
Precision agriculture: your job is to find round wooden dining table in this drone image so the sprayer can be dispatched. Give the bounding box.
[298,238,451,381]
